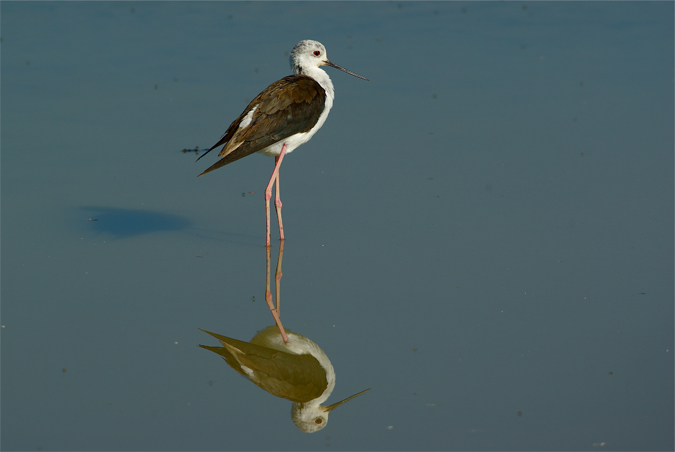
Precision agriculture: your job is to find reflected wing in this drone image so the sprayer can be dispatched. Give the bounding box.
[199,329,328,403]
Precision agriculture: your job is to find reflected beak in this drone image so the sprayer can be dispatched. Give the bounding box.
[324,388,371,412]
[324,60,369,81]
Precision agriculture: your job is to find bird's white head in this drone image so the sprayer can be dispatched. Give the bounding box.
[290,40,369,81]
[291,388,371,433]
[290,40,328,74]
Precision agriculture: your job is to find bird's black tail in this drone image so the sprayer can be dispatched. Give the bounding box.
[195,142,220,163]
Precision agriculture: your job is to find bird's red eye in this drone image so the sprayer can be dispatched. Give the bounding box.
[315,418,323,424]
[313,50,321,56]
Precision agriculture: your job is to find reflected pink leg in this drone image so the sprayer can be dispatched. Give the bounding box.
[275,240,284,315]
[265,244,288,343]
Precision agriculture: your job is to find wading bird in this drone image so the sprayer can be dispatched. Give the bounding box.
[197,40,368,246]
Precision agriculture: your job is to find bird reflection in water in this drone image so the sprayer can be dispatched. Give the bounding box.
[200,327,370,432]
[199,240,369,432]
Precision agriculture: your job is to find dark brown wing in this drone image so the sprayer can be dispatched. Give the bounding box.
[198,74,325,176]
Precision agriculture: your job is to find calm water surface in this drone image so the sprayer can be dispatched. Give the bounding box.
[2,2,673,450]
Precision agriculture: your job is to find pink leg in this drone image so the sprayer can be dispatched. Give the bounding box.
[264,144,287,247]
[275,240,284,315]
[275,171,284,241]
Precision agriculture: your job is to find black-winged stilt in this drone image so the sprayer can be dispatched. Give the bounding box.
[197,40,368,247]
[199,326,370,432]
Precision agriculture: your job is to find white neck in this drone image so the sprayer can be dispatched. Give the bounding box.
[298,66,334,100]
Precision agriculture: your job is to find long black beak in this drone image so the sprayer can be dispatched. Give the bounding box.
[324,60,369,81]
[324,388,371,412]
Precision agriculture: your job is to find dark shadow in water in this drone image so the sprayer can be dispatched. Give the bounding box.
[80,206,190,238]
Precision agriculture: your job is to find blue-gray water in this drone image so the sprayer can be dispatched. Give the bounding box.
[2,2,673,450]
